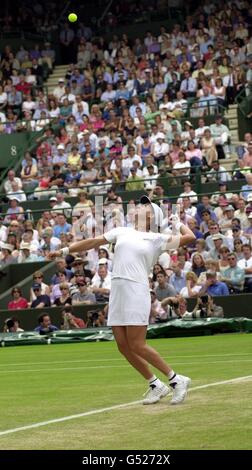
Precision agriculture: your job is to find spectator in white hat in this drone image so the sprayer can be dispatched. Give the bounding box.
[0,243,16,267]
[218,205,235,234]
[18,242,43,263]
[52,144,67,167]
[53,78,66,101]
[180,121,194,145]
[91,264,111,302]
[53,193,72,219]
[152,133,169,162]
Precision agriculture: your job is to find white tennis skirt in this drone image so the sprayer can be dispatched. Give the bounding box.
[108,278,151,326]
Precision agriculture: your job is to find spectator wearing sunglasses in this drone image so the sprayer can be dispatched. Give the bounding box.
[31,284,51,309]
[30,271,50,303]
[72,277,96,305]
[8,287,28,310]
[220,252,245,293]
[54,283,72,306]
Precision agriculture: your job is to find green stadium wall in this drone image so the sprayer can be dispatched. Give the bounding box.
[0,261,56,308]
[0,133,33,170]
[0,261,50,295]
[0,295,252,332]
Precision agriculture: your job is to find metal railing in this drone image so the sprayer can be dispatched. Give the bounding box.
[235,87,247,106]
[0,167,249,216]
[185,98,226,119]
[236,92,252,118]
[0,115,56,134]
[0,186,251,223]
[0,167,238,200]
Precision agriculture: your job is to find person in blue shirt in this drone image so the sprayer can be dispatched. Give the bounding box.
[34,313,58,335]
[64,166,81,188]
[199,34,213,55]
[169,262,187,294]
[195,200,217,226]
[241,173,252,201]
[200,270,229,296]
[115,81,130,102]
[113,63,128,84]
[220,252,245,293]
[53,213,72,238]
[69,67,84,86]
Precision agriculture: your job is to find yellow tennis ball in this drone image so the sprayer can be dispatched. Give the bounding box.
[68,12,77,22]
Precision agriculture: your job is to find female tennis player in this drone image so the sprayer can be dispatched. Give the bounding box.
[49,196,195,405]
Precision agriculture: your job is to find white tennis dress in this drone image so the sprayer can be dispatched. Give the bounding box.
[104,227,180,326]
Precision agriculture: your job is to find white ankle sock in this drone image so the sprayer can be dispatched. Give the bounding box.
[168,370,176,381]
[149,376,162,387]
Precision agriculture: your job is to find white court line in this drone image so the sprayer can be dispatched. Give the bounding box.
[1,358,252,375]
[0,375,251,437]
[0,352,251,369]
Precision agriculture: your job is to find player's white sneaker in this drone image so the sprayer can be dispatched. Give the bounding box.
[170,374,191,405]
[143,382,170,405]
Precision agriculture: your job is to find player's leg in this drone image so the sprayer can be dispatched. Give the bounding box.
[126,326,191,405]
[126,325,172,374]
[112,326,169,404]
[112,326,152,379]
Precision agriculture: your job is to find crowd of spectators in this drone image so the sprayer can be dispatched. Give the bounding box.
[0,41,56,133]
[1,1,252,330]
[1,182,252,328]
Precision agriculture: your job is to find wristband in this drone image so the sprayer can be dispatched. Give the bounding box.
[60,247,70,257]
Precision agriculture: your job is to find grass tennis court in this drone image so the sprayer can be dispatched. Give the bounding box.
[0,333,251,450]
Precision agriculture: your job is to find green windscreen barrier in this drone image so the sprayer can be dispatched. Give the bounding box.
[1,318,251,347]
[0,133,33,169]
[0,261,50,295]
[0,294,251,331]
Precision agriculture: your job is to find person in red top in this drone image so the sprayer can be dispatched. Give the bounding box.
[8,287,28,310]
[36,142,52,159]
[15,74,32,96]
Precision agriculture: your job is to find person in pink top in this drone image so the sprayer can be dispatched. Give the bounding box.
[185,140,202,161]
[170,141,182,165]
